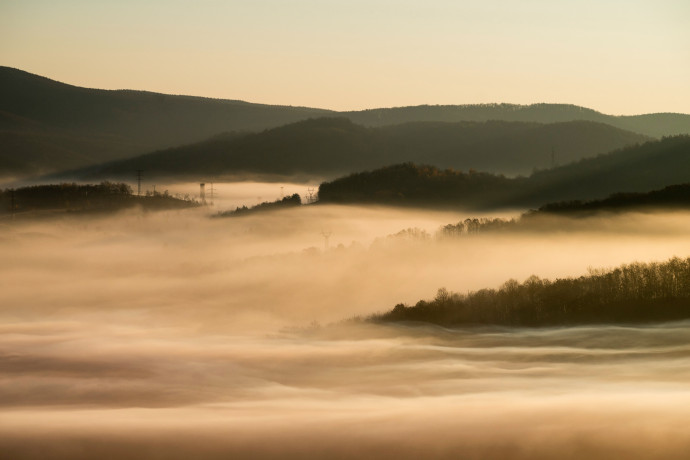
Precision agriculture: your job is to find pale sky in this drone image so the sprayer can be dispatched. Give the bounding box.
[2,0,689,114]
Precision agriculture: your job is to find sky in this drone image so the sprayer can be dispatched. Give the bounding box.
[1,0,689,114]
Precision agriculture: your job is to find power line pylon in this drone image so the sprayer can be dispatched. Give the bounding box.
[136,170,143,196]
[208,182,215,205]
[321,230,332,251]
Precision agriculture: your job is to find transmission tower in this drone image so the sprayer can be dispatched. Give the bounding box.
[208,182,215,205]
[321,230,332,251]
[200,183,207,205]
[10,189,15,219]
[307,187,316,204]
[136,170,143,196]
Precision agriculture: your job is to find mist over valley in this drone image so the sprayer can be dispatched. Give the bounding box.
[4,179,690,457]
[3,4,690,454]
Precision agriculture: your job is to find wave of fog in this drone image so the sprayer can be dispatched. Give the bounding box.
[3,185,690,458]
[4,321,690,459]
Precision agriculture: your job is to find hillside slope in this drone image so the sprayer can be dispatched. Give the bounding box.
[0,66,330,177]
[64,117,649,180]
[3,67,689,180]
[345,103,690,138]
[317,136,690,210]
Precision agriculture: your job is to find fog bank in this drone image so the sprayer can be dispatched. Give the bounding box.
[3,188,690,458]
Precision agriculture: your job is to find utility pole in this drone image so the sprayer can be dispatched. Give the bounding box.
[136,170,143,196]
[321,230,332,251]
[208,182,215,205]
[200,183,206,205]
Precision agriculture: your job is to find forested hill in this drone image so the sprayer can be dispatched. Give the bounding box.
[345,103,690,138]
[317,136,690,210]
[216,194,302,218]
[318,163,520,209]
[434,182,690,240]
[534,183,690,214]
[372,257,690,327]
[61,117,648,181]
[0,66,329,177]
[521,135,690,205]
[3,67,689,180]
[0,182,198,216]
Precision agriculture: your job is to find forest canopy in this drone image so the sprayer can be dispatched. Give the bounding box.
[372,257,690,327]
[318,136,690,210]
[1,182,198,215]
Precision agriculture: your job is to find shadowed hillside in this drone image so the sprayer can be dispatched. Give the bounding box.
[318,136,690,210]
[0,182,198,217]
[216,194,302,217]
[534,183,690,214]
[345,103,690,138]
[434,182,690,240]
[60,117,649,181]
[0,66,330,177]
[3,67,688,180]
[318,162,520,209]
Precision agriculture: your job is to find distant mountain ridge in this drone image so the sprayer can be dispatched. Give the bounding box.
[0,66,330,177]
[2,66,689,179]
[345,104,690,138]
[317,136,690,210]
[57,117,649,181]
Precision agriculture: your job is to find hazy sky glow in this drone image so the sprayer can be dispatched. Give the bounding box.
[2,0,689,114]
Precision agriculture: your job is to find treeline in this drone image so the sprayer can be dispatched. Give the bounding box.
[435,182,690,238]
[216,193,301,217]
[437,217,518,238]
[63,117,648,181]
[372,257,690,327]
[535,183,690,214]
[5,66,689,180]
[318,136,690,210]
[0,66,330,177]
[318,163,519,208]
[0,182,198,215]
[344,103,690,138]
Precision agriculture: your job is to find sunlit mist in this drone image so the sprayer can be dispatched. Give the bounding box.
[3,181,690,458]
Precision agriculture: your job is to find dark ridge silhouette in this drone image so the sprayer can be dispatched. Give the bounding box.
[428,181,690,242]
[0,66,330,177]
[317,136,690,210]
[318,162,520,209]
[518,135,690,205]
[372,257,690,327]
[216,194,302,217]
[435,182,690,239]
[344,103,690,138]
[534,183,690,214]
[436,217,519,238]
[0,182,198,217]
[57,117,648,181]
[375,119,649,174]
[3,66,688,179]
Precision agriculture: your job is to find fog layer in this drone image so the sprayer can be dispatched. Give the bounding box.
[3,188,690,458]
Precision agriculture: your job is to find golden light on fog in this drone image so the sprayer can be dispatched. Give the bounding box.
[3,187,690,458]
